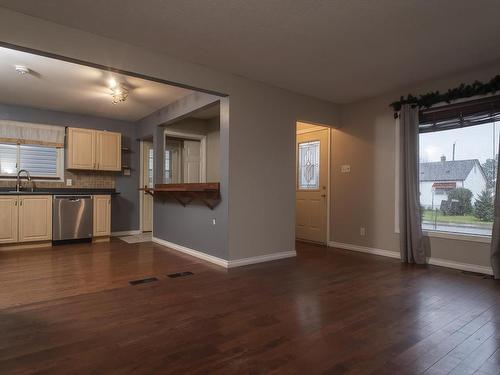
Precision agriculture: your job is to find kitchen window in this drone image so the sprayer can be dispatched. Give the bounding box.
[0,143,64,179]
[418,96,500,238]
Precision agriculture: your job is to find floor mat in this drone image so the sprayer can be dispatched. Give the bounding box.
[119,232,152,243]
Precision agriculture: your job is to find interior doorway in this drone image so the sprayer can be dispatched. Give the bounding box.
[140,140,154,232]
[164,130,207,184]
[296,122,331,244]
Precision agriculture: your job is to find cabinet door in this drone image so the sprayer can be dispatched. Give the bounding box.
[18,195,52,242]
[96,131,121,171]
[67,127,96,170]
[0,196,18,244]
[93,195,111,236]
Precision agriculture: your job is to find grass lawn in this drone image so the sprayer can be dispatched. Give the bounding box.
[422,209,493,227]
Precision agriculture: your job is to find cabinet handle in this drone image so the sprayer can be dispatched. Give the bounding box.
[14,200,17,206]
[20,200,23,206]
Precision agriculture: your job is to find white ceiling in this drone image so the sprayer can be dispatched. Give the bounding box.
[0,47,192,121]
[1,1,500,103]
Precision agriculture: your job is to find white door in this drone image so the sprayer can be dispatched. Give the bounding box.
[183,140,201,183]
[296,129,328,243]
[142,141,153,232]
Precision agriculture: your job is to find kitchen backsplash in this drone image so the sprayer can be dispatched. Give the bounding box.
[0,170,115,189]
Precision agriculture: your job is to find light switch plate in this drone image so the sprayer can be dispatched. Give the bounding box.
[66,179,72,186]
[341,165,351,173]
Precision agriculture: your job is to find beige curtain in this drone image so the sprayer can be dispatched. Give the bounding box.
[0,120,65,147]
[490,135,500,279]
[399,104,426,264]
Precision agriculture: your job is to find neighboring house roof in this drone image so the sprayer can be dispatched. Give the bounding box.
[420,159,483,182]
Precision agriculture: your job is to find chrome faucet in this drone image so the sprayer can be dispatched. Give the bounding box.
[16,169,33,192]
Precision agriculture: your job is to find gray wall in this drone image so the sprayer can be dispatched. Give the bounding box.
[1,9,339,262]
[136,93,229,260]
[0,103,140,233]
[333,63,500,268]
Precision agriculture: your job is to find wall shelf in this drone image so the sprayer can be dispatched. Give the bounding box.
[140,183,220,209]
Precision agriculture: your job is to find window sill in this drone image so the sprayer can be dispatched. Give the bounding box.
[0,176,64,183]
[423,230,491,244]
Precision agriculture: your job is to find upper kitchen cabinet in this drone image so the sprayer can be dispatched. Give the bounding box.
[66,127,95,170]
[96,131,121,171]
[66,127,121,171]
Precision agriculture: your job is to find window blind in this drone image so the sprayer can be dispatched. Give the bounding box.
[19,145,59,177]
[0,143,17,175]
[419,95,500,133]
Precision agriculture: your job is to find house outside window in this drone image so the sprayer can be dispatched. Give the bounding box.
[418,97,499,238]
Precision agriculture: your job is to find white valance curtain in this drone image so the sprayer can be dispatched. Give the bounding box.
[0,120,65,148]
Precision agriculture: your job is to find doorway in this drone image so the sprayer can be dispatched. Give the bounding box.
[140,140,154,232]
[296,122,331,244]
[164,130,207,183]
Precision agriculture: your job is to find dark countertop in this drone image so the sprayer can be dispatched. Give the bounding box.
[0,188,119,196]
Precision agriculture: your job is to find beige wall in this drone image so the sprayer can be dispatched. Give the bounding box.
[332,63,500,268]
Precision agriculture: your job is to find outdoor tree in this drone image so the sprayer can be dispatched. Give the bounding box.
[482,157,499,189]
[441,188,473,215]
[474,190,494,222]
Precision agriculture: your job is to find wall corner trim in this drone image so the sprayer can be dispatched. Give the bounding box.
[328,241,493,275]
[152,236,297,268]
[152,236,229,267]
[227,251,297,268]
[328,241,401,259]
[427,257,493,275]
[111,230,142,237]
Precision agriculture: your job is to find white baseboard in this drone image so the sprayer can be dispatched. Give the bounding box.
[152,236,229,267]
[227,251,297,268]
[427,257,493,275]
[328,241,401,259]
[111,230,142,237]
[152,236,297,269]
[328,241,493,275]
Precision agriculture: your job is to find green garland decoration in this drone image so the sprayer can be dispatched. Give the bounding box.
[390,74,500,112]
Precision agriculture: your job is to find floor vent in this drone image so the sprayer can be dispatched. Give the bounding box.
[129,277,158,285]
[167,271,194,278]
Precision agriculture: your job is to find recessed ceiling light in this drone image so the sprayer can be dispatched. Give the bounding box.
[15,65,30,75]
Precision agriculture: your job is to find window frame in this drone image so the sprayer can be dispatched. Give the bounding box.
[394,117,494,243]
[0,142,64,181]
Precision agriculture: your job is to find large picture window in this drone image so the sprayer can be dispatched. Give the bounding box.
[418,97,499,237]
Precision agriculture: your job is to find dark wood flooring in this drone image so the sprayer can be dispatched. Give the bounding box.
[1,239,500,374]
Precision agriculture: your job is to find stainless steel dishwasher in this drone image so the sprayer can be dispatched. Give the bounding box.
[53,195,93,243]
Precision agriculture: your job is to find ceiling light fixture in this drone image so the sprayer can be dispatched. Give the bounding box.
[15,65,30,75]
[108,78,128,104]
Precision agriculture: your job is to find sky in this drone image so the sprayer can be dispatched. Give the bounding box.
[420,121,500,164]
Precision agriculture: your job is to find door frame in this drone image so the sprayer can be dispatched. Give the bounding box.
[295,125,332,245]
[164,129,207,183]
[139,140,154,233]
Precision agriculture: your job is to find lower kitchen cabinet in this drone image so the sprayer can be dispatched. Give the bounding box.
[93,195,111,237]
[0,195,52,244]
[19,195,53,242]
[0,196,19,244]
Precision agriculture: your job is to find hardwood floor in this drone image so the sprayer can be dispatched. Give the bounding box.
[1,240,500,374]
